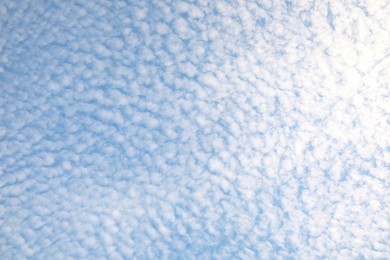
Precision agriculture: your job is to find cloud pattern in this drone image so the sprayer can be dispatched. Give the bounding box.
[0,0,389,258]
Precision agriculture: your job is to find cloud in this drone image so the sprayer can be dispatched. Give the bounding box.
[0,0,389,258]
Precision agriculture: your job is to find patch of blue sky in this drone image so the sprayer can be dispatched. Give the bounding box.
[0,0,389,259]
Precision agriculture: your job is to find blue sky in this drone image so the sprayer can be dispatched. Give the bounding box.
[0,0,389,258]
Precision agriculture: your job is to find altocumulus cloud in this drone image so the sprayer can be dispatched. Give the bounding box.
[0,0,389,259]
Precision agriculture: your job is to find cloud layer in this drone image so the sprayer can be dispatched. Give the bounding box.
[0,0,389,258]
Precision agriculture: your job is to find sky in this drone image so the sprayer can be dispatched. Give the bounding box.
[0,0,389,259]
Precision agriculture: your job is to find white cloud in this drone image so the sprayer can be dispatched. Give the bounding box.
[0,0,389,258]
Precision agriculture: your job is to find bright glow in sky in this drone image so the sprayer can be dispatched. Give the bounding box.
[0,0,389,258]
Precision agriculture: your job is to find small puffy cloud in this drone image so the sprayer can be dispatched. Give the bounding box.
[0,0,388,259]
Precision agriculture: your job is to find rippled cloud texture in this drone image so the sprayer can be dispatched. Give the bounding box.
[1,0,389,258]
